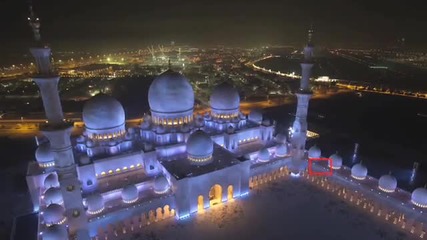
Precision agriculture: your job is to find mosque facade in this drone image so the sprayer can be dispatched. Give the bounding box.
[27,65,289,239]
[23,21,427,239]
[25,39,301,238]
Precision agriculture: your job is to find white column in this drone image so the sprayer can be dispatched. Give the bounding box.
[300,63,313,91]
[33,77,64,124]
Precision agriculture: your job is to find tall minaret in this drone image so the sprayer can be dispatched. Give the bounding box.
[28,5,90,239]
[290,26,315,172]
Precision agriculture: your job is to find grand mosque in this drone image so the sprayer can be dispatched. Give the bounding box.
[22,6,427,240]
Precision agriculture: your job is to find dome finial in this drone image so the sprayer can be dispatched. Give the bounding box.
[27,0,41,42]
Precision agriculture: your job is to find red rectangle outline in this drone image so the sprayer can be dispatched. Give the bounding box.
[308,158,333,176]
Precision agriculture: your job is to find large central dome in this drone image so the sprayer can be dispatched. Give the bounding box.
[148,70,194,114]
[210,82,240,111]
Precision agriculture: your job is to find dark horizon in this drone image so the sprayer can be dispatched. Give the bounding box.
[1,0,426,54]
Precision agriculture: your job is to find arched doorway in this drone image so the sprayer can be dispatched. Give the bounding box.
[156,207,163,221]
[198,195,204,212]
[227,185,233,201]
[209,184,222,206]
[164,205,171,217]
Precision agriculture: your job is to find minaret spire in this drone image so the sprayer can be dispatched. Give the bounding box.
[27,1,41,42]
[307,23,314,46]
[27,2,90,239]
[290,26,315,173]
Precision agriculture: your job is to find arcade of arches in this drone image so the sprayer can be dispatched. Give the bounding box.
[197,184,235,212]
[96,204,176,239]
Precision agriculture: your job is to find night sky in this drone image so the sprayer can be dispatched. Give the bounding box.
[0,0,426,53]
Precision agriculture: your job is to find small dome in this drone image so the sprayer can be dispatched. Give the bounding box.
[44,174,59,189]
[148,70,194,114]
[36,143,54,163]
[275,143,288,157]
[43,204,65,226]
[187,130,214,165]
[329,153,343,169]
[121,185,138,203]
[44,187,63,205]
[351,163,368,180]
[412,188,427,208]
[42,224,68,240]
[86,194,104,214]
[82,94,125,131]
[210,82,240,111]
[153,176,171,194]
[248,109,263,123]
[258,148,270,162]
[308,145,321,158]
[378,174,397,192]
[275,133,287,144]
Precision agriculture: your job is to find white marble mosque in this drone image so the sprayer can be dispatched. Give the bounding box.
[24,14,427,239]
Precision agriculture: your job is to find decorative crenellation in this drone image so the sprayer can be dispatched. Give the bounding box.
[152,114,193,126]
[87,207,105,215]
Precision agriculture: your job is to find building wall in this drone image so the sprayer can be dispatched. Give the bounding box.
[87,194,176,237]
[173,162,250,218]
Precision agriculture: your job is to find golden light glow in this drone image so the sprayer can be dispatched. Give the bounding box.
[87,207,104,215]
[188,155,213,163]
[379,186,395,193]
[351,174,366,180]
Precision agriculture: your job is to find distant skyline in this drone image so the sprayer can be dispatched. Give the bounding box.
[1,0,426,53]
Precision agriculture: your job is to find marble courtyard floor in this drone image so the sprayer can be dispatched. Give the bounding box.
[120,177,416,240]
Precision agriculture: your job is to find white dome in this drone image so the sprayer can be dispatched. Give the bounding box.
[210,82,240,111]
[44,174,59,189]
[378,174,397,192]
[82,94,125,131]
[329,153,343,169]
[153,176,171,194]
[275,133,287,144]
[44,187,63,205]
[36,143,54,163]
[308,145,321,158]
[121,185,138,203]
[43,204,65,225]
[412,188,427,208]
[275,144,288,157]
[86,194,104,214]
[148,70,194,114]
[187,130,213,160]
[258,148,270,162]
[351,163,367,180]
[248,109,263,123]
[42,224,68,240]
